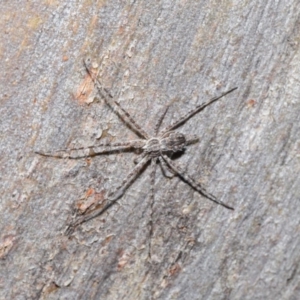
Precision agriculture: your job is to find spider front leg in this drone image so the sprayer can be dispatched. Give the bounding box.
[35,140,146,159]
[148,158,157,259]
[133,151,148,164]
[161,155,234,210]
[83,58,150,139]
[66,154,151,235]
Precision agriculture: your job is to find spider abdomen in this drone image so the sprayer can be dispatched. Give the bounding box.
[161,131,187,153]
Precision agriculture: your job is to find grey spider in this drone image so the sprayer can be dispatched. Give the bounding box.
[36,59,237,234]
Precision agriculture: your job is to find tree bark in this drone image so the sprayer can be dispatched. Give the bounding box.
[1,1,300,299]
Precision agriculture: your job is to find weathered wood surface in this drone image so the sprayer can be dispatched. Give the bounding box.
[1,1,300,299]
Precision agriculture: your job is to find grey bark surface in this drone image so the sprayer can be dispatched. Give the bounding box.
[1,1,300,299]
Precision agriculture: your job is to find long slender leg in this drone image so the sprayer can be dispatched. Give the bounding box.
[160,87,237,135]
[158,156,175,178]
[84,59,150,139]
[113,101,150,139]
[161,155,234,210]
[133,151,147,164]
[66,155,151,235]
[148,158,157,259]
[35,140,146,159]
[154,105,169,136]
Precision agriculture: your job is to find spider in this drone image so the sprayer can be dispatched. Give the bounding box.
[36,59,237,234]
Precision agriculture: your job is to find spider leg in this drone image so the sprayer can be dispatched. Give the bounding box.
[133,151,147,164]
[158,156,175,178]
[108,154,150,201]
[113,101,150,139]
[148,158,157,259]
[154,105,169,136]
[161,154,234,210]
[35,140,146,158]
[160,87,237,135]
[66,155,151,235]
[84,59,150,139]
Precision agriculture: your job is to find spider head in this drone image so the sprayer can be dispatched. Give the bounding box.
[160,131,187,153]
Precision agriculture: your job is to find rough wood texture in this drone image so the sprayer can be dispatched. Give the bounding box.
[1,1,300,299]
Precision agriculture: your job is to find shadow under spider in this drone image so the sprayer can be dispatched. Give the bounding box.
[36,58,237,237]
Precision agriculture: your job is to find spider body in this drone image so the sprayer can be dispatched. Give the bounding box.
[36,59,237,233]
[144,131,187,157]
